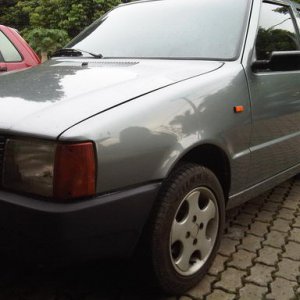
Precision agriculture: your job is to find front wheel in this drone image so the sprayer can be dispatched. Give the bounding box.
[149,164,225,295]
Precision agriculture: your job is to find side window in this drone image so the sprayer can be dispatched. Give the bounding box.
[256,2,300,60]
[0,31,22,62]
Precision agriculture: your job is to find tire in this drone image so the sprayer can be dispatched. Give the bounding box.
[149,163,225,295]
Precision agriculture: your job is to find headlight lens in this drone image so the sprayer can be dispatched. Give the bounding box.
[3,139,56,197]
[2,138,96,200]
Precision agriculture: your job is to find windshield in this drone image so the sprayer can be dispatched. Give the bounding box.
[67,0,250,60]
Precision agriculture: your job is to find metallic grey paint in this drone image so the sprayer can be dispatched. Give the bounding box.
[0,0,300,212]
[0,59,222,138]
[61,63,252,195]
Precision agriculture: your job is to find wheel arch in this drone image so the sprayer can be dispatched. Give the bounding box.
[166,143,231,201]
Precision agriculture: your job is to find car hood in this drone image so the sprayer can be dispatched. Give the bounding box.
[0,58,223,138]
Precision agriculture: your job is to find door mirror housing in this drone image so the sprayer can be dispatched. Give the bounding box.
[252,51,300,72]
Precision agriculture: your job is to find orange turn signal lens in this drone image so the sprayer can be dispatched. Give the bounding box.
[54,142,96,200]
[234,105,245,113]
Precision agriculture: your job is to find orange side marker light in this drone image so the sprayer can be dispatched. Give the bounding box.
[234,105,245,113]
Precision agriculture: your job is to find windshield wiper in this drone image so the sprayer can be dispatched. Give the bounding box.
[52,48,103,59]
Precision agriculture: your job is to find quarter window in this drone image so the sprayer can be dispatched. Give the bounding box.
[256,2,300,60]
[0,31,22,62]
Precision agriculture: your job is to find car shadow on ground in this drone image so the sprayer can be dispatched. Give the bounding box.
[0,258,169,300]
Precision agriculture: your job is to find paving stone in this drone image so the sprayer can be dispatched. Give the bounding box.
[277,208,295,220]
[266,277,296,300]
[255,210,275,223]
[179,297,192,300]
[270,189,286,197]
[283,241,300,260]
[275,258,300,281]
[239,283,268,300]
[271,218,291,233]
[285,191,300,199]
[187,275,215,299]
[224,220,231,231]
[206,290,235,300]
[247,221,269,237]
[292,216,300,228]
[261,201,281,212]
[292,182,300,189]
[208,254,228,276]
[218,238,239,257]
[255,246,281,266]
[233,213,254,227]
[273,183,290,191]
[268,193,285,203]
[288,227,300,243]
[282,199,299,210]
[225,225,245,240]
[263,230,287,248]
[245,263,275,286]
[241,203,260,215]
[227,249,256,270]
[270,192,286,200]
[248,194,267,206]
[214,267,246,292]
[238,234,263,252]
[226,208,241,220]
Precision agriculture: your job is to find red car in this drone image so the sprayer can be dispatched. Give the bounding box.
[0,25,40,73]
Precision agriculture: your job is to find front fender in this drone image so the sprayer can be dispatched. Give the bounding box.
[60,62,251,195]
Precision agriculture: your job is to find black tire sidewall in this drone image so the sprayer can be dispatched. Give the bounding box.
[151,164,225,294]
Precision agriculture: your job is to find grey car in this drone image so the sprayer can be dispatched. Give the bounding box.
[0,0,300,295]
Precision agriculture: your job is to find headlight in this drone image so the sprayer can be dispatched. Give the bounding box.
[2,138,96,200]
[3,139,56,197]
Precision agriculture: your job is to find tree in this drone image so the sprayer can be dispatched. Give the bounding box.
[14,0,122,38]
[24,28,69,62]
[0,0,123,58]
[256,28,298,60]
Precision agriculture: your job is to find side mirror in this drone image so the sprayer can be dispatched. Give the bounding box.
[252,50,300,72]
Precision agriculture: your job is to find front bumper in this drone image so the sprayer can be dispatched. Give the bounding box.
[0,183,160,264]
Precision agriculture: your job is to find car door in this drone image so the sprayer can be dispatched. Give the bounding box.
[244,0,300,186]
[0,29,26,72]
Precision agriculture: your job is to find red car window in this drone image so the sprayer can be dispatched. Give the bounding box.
[0,30,22,62]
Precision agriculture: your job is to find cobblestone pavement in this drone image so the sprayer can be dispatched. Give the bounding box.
[183,175,300,300]
[1,176,300,300]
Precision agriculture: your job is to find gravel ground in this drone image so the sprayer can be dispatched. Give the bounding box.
[1,175,300,300]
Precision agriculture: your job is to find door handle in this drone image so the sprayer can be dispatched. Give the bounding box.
[0,67,7,72]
